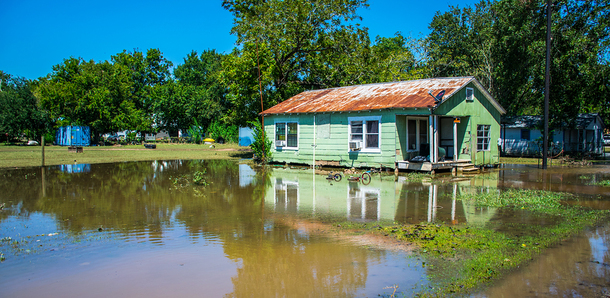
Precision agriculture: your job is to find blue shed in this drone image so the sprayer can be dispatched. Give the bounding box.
[55,126,91,146]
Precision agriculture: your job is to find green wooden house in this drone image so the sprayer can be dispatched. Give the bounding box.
[261,77,506,172]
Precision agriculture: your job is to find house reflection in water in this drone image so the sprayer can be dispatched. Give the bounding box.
[265,169,498,225]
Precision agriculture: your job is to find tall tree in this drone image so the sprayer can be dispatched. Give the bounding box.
[150,81,226,136]
[36,58,139,141]
[111,49,173,132]
[0,72,51,141]
[368,33,423,82]
[426,0,610,128]
[222,0,371,116]
[172,50,230,129]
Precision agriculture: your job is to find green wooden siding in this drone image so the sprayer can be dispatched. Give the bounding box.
[433,83,502,165]
[265,82,503,168]
[266,111,401,168]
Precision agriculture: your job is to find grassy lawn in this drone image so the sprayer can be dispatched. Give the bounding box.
[0,143,252,168]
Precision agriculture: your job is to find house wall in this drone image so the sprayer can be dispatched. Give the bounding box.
[433,82,502,165]
[500,128,545,156]
[502,125,604,157]
[265,109,432,169]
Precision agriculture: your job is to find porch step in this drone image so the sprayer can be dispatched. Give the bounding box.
[461,166,480,172]
[455,162,479,172]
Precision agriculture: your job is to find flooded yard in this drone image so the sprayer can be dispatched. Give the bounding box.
[1,160,609,297]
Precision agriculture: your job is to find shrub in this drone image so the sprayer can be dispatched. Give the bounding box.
[248,119,271,163]
[207,121,238,143]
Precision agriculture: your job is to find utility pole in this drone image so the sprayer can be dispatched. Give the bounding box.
[256,42,266,162]
[542,0,551,169]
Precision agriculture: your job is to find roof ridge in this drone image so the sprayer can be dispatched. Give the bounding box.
[302,76,476,93]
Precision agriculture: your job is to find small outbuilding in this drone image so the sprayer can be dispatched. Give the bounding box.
[55,126,91,147]
[501,113,605,157]
[261,77,506,171]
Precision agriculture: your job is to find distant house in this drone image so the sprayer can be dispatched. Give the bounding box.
[260,77,506,172]
[501,113,606,156]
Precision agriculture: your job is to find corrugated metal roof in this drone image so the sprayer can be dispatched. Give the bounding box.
[261,77,478,115]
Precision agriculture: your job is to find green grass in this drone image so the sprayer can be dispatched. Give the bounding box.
[500,157,540,164]
[0,143,252,168]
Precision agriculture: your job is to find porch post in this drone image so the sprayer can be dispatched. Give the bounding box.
[453,118,458,162]
[433,116,439,163]
[429,115,434,163]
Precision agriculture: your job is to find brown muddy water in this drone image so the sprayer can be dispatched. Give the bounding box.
[0,160,609,297]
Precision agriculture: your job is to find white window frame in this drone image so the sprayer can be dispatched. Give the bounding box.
[275,120,299,149]
[346,185,381,221]
[477,124,491,151]
[348,116,381,153]
[273,178,299,212]
[466,87,474,102]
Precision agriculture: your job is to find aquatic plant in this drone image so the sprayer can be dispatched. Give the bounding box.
[333,189,610,296]
[458,188,568,213]
[192,170,207,186]
[404,172,432,181]
[591,180,610,187]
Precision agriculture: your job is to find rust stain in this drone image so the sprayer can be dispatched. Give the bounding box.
[262,77,474,115]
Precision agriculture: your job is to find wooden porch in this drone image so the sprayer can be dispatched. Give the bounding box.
[396,159,474,172]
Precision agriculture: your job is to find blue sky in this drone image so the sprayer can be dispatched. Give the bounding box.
[0,0,477,80]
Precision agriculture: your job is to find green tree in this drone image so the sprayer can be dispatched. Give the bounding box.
[222,0,371,122]
[426,0,610,128]
[150,81,226,137]
[0,72,51,141]
[111,49,173,133]
[170,50,231,132]
[368,33,424,82]
[36,58,138,141]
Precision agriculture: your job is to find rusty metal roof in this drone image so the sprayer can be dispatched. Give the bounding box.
[261,77,494,115]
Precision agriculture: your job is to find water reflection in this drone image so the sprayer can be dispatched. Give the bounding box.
[58,163,91,174]
[498,164,610,197]
[0,161,427,298]
[2,161,607,297]
[474,223,610,297]
[266,168,498,226]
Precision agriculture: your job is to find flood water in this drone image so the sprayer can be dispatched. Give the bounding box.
[0,160,609,297]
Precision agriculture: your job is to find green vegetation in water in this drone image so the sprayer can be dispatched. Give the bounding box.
[404,172,433,181]
[171,170,208,188]
[590,180,610,187]
[458,188,568,213]
[192,170,208,186]
[336,189,610,296]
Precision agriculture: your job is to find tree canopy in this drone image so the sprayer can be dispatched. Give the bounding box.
[427,0,610,128]
[3,0,609,140]
[0,72,51,140]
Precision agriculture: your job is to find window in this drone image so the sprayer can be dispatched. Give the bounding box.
[477,125,491,151]
[521,129,530,140]
[466,87,474,101]
[275,122,298,148]
[406,118,428,151]
[408,119,417,150]
[349,116,381,152]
